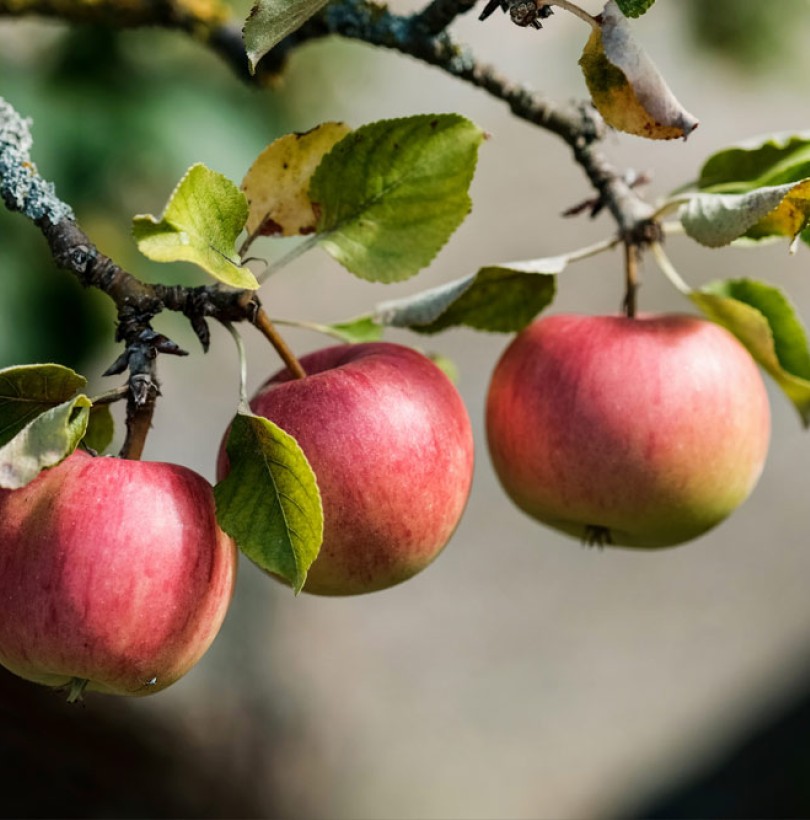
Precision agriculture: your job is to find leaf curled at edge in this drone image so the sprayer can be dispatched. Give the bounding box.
[679,180,810,248]
[214,411,323,593]
[0,395,91,489]
[0,363,87,448]
[132,163,256,289]
[689,278,810,426]
[83,405,115,454]
[374,254,567,334]
[579,1,698,140]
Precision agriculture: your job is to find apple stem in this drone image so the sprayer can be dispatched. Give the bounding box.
[119,373,158,461]
[623,241,639,318]
[120,403,155,461]
[66,677,89,703]
[253,308,308,380]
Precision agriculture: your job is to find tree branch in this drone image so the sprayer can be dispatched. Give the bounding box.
[413,0,480,35]
[303,1,657,239]
[0,0,659,242]
[1,96,263,456]
[0,0,279,86]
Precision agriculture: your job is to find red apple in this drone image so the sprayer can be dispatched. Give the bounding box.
[486,313,771,548]
[0,450,237,699]
[218,343,474,595]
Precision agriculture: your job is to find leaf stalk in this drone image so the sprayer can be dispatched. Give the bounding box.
[650,241,691,295]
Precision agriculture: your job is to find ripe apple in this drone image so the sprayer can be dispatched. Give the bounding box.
[0,450,237,699]
[486,313,771,548]
[218,343,474,595]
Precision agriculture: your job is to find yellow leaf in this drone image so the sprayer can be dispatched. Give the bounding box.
[751,179,810,241]
[242,122,352,239]
[579,1,698,140]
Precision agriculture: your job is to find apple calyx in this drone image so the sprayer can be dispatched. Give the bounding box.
[583,524,612,548]
[66,677,89,704]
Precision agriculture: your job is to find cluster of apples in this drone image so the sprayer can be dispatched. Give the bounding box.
[0,342,474,699]
[0,313,770,699]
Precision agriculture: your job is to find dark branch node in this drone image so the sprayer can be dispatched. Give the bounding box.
[479,0,553,28]
[65,244,94,274]
[623,215,664,249]
[129,373,159,408]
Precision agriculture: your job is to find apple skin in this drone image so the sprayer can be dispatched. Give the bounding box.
[486,313,771,548]
[218,343,474,596]
[0,450,237,697]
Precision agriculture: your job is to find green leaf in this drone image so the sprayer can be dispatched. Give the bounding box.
[244,0,329,74]
[311,114,484,283]
[133,164,256,290]
[697,132,810,192]
[614,0,656,17]
[0,395,91,489]
[0,363,87,448]
[374,255,565,334]
[327,316,384,344]
[242,122,353,239]
[689,278,810,426]
[579,1,698,140]
[214,410,323,593]
[83,404,114,454]
[680,181,810,247]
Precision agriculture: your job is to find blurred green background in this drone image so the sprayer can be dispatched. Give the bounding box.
[3,1,810,817]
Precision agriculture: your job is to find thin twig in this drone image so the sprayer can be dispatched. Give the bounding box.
[88,385,129,406]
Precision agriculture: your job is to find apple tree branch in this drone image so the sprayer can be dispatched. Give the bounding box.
[0,0,659,248]
[0,96,264,458]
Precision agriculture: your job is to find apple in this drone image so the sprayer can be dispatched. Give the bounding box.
[0,450,237,699]
[486,313,771,548]
[218,343,474,595]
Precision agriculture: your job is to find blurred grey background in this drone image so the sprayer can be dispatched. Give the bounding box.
[2,1,810,817]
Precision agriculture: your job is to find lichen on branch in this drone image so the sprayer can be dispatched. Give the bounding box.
[0,95,264,457]
[0,98,73,224]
